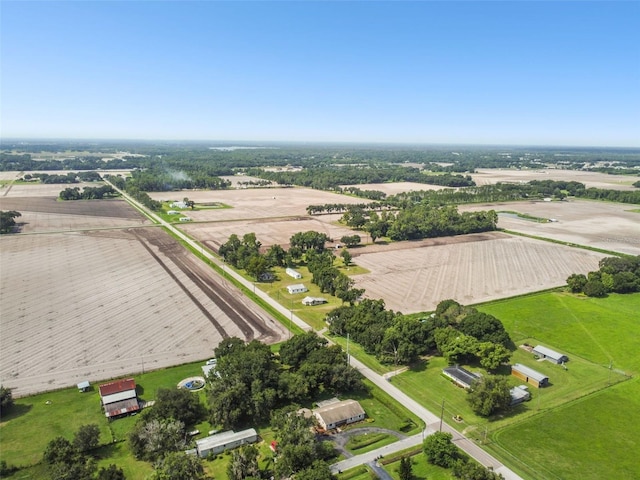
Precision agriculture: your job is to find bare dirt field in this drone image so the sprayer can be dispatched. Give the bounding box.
[459,199,640,256]
[351,232,607,314]
[1,182,100,197]
[0,197,150,233]
[183,216,359,252]
[0,204,286,397]
[148,186,367,221]
[471,168,640,190]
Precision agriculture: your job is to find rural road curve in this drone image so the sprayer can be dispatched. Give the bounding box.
[108,181,522,480]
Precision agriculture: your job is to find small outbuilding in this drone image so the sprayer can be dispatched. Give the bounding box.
[286,268,302,279]
[313,399,366,430]
[77,381,91,393]
[509,385,531,405]
[302,296,327,306]
[195,428,258,457]
[511,363,549,388]
[533,345,568,364]
[442,366,481,389]
[287,284,308,294]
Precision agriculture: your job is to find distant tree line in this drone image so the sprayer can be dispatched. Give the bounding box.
[22,171,102,183]
[59,185,118,200]
[567,256,640,297]
[248,165,475,190]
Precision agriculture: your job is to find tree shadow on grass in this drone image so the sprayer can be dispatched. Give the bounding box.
[0,403,32,422]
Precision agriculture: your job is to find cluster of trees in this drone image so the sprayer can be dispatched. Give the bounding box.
[105,176,163,211]
[567,256,640,297]
[327,299,512,370]
[338,204,498,242]
[219,230,367,304]
[267,407,336,480]
[129,388,206,462]
[423,432,504,479]
[22,171,103,183]
[467,376,512,417]
[250,165,475,190]
[208,334,363,430]
[42,426,125,480]
[0,210,21,234]
[59,185,117,200]
[0,385,13,415]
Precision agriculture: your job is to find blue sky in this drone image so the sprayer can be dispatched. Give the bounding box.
[1,1,639,146]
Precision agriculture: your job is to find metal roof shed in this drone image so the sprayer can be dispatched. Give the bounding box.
[511,363,549,388]
[533,345,568,364]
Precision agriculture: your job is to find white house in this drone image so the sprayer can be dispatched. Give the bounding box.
[313,400,366,430]
[286,268,302,279]
[302,296,327,306]
[195,429,258,457]
[287,284,308,294]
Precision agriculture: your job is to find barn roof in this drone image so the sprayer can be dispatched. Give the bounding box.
[512,363,548,382]
[104,398,139,417]
[533,345,567,361]
[99,378,136,397]
[313,399,365,426]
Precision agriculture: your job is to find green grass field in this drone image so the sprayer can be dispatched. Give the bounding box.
[476,291,640,480]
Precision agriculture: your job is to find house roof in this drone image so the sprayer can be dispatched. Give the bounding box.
[313,399,365,426]
[287,283,307,291]
[512,363,548,382]
[99,378,136,397]
[533,345,567,360]
[196,429,257,451]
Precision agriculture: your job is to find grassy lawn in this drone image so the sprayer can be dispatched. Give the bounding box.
[0,360,208,468]
[383,454,455,480]
[476,291,640,480]
[345,433,398,454]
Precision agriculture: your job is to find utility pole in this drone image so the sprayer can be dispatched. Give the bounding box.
[346,333,350,366]
[439,399,445,431]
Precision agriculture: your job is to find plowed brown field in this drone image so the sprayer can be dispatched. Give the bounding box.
[0,198,286,397]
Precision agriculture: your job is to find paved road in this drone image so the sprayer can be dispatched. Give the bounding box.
[109,181,522,479]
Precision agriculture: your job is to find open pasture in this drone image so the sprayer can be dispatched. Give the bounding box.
[461,199,640,256]
[0,226,286,398]
[148,186,368,222]
[351,232,606,314]
[471,168,640,190]
[475,292,640,480]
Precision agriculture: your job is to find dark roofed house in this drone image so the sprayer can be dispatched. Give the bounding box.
[533,345,568,364]
[442,365,481,389]
[99,378,139,418]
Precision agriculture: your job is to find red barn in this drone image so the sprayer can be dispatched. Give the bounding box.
[99,378,139,418]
